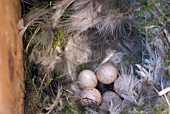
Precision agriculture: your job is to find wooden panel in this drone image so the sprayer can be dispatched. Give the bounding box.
[0,0,24,114]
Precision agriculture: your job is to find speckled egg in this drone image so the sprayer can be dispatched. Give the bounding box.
[80,87,101,106]
[96,63,117,84]
[78,70,98,89]
[102,91,122,105]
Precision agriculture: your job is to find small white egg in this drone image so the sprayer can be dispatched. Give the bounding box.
[114,76,123,96]
[101,91,122,110]
[80,88,101,106]
[78,70,98,89]
[96,63,117,84]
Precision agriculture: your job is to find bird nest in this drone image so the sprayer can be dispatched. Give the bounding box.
[20,0,170,113]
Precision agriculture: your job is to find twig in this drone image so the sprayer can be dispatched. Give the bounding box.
[150,0,170,22]
[151,82,170,107]
[158,86,170,96]
[45,84,62,114]
[25,25,41,53]
[54,72,69,79]
[38,70,49,92]
[163,28,170,43]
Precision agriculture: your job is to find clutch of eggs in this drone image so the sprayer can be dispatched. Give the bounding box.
[78,63,119,106]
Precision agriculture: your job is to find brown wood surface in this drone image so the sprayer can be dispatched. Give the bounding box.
[0,0,24,114]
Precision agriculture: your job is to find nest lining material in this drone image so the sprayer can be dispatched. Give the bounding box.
[20,0,168,113]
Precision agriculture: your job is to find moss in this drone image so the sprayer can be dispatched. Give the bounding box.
[53,28,63,47]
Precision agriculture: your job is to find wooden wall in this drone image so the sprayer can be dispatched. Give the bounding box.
[0,0,24,114]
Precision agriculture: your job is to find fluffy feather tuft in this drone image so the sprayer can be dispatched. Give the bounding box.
[136,38,165,84]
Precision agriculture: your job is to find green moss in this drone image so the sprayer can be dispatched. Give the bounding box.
[134,107,147,114]
[54,91,85,114]
[133,0,166,38]
[153,107,168,114]
[53,28,63,47]
[25,74,42,109]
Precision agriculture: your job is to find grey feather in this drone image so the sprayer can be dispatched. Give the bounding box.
[136,38,165,84]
